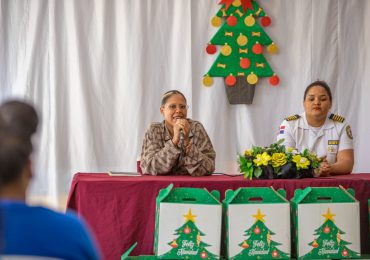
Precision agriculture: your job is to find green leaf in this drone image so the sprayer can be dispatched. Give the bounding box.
[246,162,253,170]
[244,168,252,179]
[238,155,247,164]
[302,149,310,157]
[254,167,262,178]
[238,155,253,174]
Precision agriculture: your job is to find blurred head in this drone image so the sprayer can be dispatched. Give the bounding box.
[0,100,38,143]
[0,100,38,193]
[0,131,32,189]
[160,90,188,129]
[303,81,332,122]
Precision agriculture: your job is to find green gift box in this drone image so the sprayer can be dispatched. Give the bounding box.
[154,184,222,259]
[223,187,291,259]
[291,186,361,259]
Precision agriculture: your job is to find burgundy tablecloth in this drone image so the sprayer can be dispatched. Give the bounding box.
[67,173,370,260]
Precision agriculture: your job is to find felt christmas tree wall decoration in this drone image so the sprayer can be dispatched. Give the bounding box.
[231,209,289,259]
[302,208,360,259]
[204,0,279,104]
[160,209,218,259]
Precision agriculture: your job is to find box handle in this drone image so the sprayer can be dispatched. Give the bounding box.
[182,197,197,202]
[248,197,263,202]
[317,196,332,202]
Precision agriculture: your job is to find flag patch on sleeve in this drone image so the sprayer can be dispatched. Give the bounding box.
[279,125,285,134]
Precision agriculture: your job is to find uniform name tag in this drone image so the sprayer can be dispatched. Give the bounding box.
[328,140,339,145]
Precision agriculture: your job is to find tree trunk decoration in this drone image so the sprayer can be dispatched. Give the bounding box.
[225,76,255,104]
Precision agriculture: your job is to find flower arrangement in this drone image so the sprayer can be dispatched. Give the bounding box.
[238,139,322,179]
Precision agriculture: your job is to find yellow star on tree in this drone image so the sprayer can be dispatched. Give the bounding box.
[322,208,336,222]
[252,209,266,222]
[183,209,197,223]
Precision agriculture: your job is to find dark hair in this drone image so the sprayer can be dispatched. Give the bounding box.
[0,131,32,186]
[304,80,332,102]
[161,90,187,106]
[0,100,38,186]
[0,100,38,142]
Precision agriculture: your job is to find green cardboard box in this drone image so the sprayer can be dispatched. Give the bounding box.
[291,186,361,259]
[223,187,290,259]
[154,184,222,259]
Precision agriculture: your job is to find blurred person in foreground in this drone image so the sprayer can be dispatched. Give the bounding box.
[0,100,101,259]
[140,90,216,176]
[277,81,354,176]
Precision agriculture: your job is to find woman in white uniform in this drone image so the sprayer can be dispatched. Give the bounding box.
[277,80,354,176]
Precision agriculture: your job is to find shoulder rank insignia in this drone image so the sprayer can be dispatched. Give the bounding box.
[329,113,345,123]
[285,114,301,121]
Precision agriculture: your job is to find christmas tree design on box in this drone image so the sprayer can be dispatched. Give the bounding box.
[154,184,221,259]
[291,186,361,259]
[161,209,218,259]
[223,187,290,259]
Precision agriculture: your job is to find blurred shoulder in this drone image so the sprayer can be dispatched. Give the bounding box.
[41,206,83,225]
[24,206,87,230]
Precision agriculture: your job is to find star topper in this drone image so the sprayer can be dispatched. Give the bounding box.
[322,208,336,222]
[252,208,266,222]
[183,208,197,223]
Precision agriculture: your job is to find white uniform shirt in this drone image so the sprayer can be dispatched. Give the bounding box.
[277,112,353,164]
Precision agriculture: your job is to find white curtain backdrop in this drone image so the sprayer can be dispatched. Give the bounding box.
[1,0,370,207]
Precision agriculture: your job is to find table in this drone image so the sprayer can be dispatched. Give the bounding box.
[67,173,370,260]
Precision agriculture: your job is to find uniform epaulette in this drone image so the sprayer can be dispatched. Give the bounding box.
[285,114,301,121]
[329,113,345,123]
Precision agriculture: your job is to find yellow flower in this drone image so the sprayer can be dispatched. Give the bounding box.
[287,147,294,153]
[271,153,287,168]
[292,155,310,169]
[253,152,271,166]
[244,149,253,157]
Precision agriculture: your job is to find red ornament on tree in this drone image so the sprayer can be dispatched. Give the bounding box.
[206,44,217,54]
[225,75,236,86]
[184,226,191,234]
[323,225,330,234]
[269,74,280,86]
[240,58,251,69]
[261,16,271,27]
[200,251,207,259]
[342,249,348,257]
[253,226,261,234]
[272,249,279,258]
[252,43,263,54]
[226,15,237,26]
